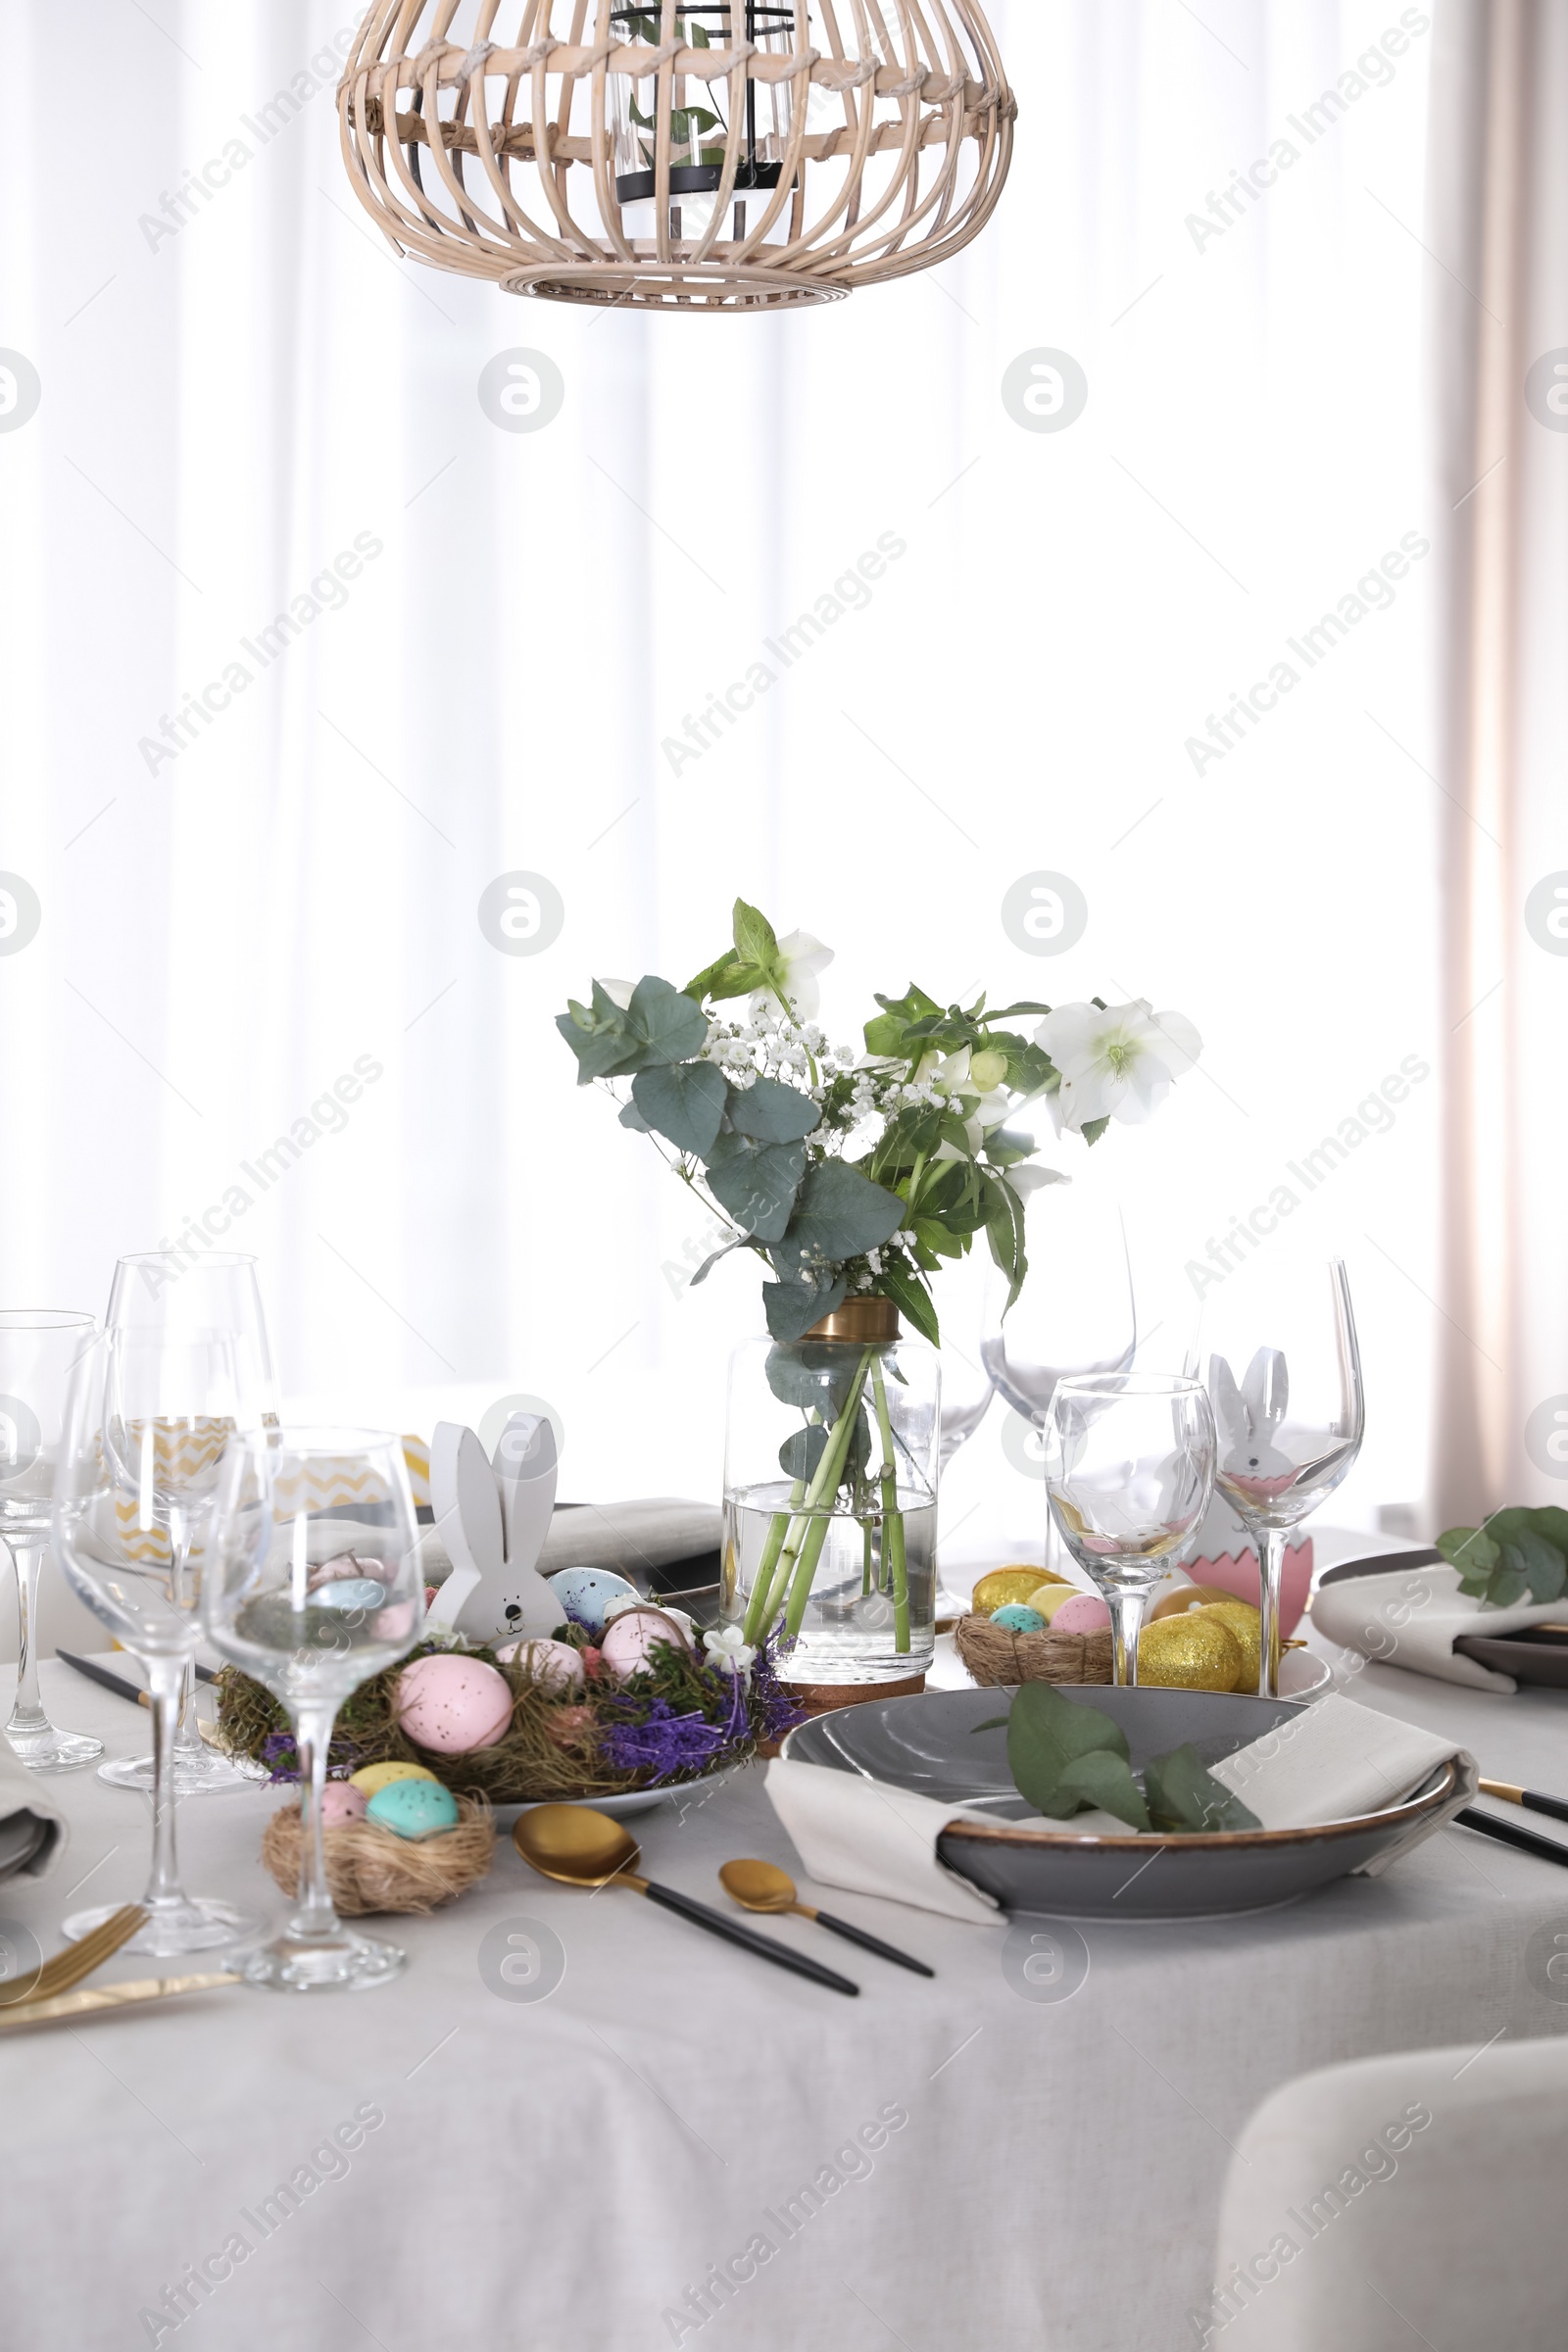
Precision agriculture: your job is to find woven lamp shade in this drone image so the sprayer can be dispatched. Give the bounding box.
[337,2,1014,311]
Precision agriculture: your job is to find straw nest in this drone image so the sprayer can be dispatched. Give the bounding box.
[261,1795,496,1917]
[955,1613,1113,1688]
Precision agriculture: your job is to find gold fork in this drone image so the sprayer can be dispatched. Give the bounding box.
[0,1905,148,2010]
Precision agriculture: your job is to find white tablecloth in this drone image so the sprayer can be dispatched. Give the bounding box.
[2,1644,1566,2352]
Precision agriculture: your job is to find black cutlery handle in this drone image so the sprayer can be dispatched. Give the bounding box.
[813,1910,935,1978]
[641,1882,859,1994]
[1520,1788,1568,1826]
[1456,1806,1568,1868]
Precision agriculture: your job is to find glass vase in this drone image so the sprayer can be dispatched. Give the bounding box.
[723,1299,940,1686]
[608,4,798,249]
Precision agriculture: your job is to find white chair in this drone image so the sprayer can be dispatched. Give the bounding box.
[1194,2034,1568,2348]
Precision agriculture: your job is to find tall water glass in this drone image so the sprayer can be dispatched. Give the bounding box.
[1190,1256,1364,1695]
[100,1252,276,1795]
[0,1310,104,1771]
[206,1428,421,1992]
[52,1328,262,1953]
[1046,1374,1216,1685]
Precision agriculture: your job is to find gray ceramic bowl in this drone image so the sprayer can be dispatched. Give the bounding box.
[782,1685,1462,1919]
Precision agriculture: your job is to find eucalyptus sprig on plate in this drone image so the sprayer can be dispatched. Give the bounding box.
[1437,1506,1568,1610]
[558,899,1202,1657]
[974,1684,1261,1835]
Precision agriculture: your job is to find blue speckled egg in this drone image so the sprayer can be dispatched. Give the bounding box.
[366,1777,461,1840]
[548,1565,639,1635]
[312,1578,389,1612]
[989,1602,1047,1633]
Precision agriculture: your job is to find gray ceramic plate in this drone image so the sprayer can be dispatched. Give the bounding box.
[783,1686,1461,1919]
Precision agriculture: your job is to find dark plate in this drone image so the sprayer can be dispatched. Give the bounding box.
[783,1685,1462,1919]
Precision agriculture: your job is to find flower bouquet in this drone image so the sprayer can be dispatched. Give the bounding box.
[559,900,1201,1683]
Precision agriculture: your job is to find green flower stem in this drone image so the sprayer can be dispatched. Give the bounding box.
[870,1357,910,1654]
[861,1517,873,1596]
[744,1488,802,1643]
[777,1353,874,1644]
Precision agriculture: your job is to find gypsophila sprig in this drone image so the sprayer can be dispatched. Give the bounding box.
[557,898,1202,1347]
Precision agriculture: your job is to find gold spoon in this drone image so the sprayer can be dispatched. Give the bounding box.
[512,1807,858,1995]
[719,1859,935,1977]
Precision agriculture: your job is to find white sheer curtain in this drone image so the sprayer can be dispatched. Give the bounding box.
[1429,0,1568,1527]
[0,2,1442,1527]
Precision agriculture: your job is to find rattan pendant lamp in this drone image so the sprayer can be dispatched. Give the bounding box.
[338,2,1014,310]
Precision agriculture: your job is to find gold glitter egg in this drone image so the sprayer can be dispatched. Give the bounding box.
[1199,1601,1262,1690]
[1149,1583,1239,1621]
[1135,1613,1244,1692]
[973,1567,1063,1614]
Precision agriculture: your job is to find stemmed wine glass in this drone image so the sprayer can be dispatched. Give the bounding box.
[1189,1255,1364,1696]
[932,1250,998,1469]
[52,1326,262,1953]
[982,1188,1137,1568]
[99,1252,276,1796]
[206,1427,422,1992]
[0,1310,104,1772]
[1045,1374,1216,1685]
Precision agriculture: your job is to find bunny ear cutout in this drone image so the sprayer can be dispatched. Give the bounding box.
[1241,1347,1289,1435]
[1207,1353,1248,1451]
[424,1418,562,1642]
[493,1411,558,1577]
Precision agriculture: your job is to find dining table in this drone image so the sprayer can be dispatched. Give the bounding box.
[3,1628,1567,2352]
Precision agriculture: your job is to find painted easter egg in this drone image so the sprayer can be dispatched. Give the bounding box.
[394,1655,514,1753]
[1051,1592,1111,1636]
[547,1566,640,1635]
[974,1566,1066,1615]
[367,1778,461,1840]
[1150,1583,1240,1621]
[599,1606,695,1681]
[311,1578,388,1612]
[319,1781,368,1827]
[349,1760,442,1797]
[494,1637,585,1692]
[989,1602,1047,1633]
[604,1593,699,1644]
[1027,1583,1097,1624]
[1136,1612,1243,1692]
[1199,1601,1262,1691]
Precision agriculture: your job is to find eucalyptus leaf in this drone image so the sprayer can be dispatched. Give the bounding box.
[1142,1745,1260,1834]
[706,1133,808,1243]
[688,1238,744,1288]
[618,1100,651,1131]
[764,1340,862,1414]
[1004,1683,1129,1816]
[1499,1531,1566,1604]
[555,1006,640,1085]
[778,1423,829,1481]
[763,1275,846,1344]
[1530,1505,1568,1553]
[631,1060,727,1156]
[1054,1749,1152,1832]
[727,1075,821,1145]
[621,975,709,1068]
[775,1159,905,1268]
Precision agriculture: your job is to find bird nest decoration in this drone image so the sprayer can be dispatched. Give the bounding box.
[337,2,1014,310]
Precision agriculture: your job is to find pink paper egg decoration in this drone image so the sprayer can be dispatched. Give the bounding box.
[394,1654,514,1753]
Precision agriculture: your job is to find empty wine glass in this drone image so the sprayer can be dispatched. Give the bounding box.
[100,1252,276,1796]
[52,1327,262,1954]
[0,1310,104,1772]
[1189,1256,1364,1696]
[205,1427,422,1992]
[932,1250,997,1468]
[1046,1374,1216,1685]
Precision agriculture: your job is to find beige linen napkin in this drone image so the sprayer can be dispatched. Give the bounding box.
[1312,1559,1565,1692]
[766,1694,1475,1915]
[0,1740,68,1884]
[764,1759,1004,1926]
[419,1497,720,1589]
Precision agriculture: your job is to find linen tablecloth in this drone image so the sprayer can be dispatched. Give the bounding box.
[2,1645,1565,2352]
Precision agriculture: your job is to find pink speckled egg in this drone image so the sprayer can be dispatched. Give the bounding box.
[394,1654,514,1753]
[1051,1592,1111,1636]
[494,1637,585,1693]
[599,1606,694,1682]
[319,1781,368,1828]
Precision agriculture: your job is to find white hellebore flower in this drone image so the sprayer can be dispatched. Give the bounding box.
[598,977,637,1010]
[1033,1001,1202,1135]
[752,929,834,1021]
[703,1624,757,1680]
